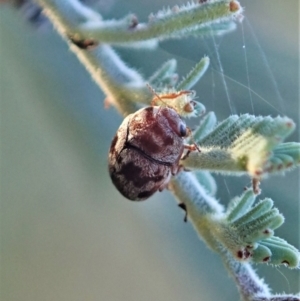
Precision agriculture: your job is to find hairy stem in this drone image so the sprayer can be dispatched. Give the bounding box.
[35,0,151,116]
[77,0,242,44]
[169,173,272,300]
[31,0,292,299]
[221,250,270,301]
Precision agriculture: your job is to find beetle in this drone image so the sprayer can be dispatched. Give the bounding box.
[108,91,199,201]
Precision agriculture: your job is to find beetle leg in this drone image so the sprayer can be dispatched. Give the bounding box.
[68,35,98,49]
[158,172,172,191]
[184,143,201,152]
[181,143,201,160]
[186,127,201,152]
[181,150,190,160]
[178,203,188,222]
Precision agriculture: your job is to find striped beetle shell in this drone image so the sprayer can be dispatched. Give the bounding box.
[108,106,187,201]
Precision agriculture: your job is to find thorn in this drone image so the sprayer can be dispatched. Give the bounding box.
[69,35,98,49]
[252,177,261,195]
[178,203,188,222]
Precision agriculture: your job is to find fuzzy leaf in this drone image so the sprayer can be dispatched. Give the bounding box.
[192,111,217,143]
[265,142,300,174]
[77,0,243,45]
[148,59,178,88]
[193,171,217,196]
[153,90,205,118]
[209,190,299,267]
[182,114,296,177]
[251,244,272,263]
[232,199,275,228]
[258,237,300,268]
[177,56,210,90]
[227,190,256,222]
[166,20,237,39]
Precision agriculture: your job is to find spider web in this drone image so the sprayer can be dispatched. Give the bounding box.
[158,1,299,293]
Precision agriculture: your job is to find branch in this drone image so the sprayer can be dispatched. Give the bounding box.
[169,178,300,300]
[168,174,270,300]
[35,0,151,116]
[76,0,242,45]
[28,0,299,300]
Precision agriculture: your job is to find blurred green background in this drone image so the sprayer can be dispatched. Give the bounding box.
[0,1,299,300]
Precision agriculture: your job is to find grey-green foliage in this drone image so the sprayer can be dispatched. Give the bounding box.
[27,0,300,300]
[182,114,298,177]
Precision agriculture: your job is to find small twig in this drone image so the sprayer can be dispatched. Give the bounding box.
[75,0,242,44]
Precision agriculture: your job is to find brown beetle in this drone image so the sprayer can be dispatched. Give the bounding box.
[108,100,198,201]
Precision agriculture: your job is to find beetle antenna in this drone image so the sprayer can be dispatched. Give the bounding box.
[146,83,168,115]
[146,83,165,105]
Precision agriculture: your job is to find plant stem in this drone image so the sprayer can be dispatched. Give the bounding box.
[35,0,150,116]
[77,0,242,44]
[32,0,285,299]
